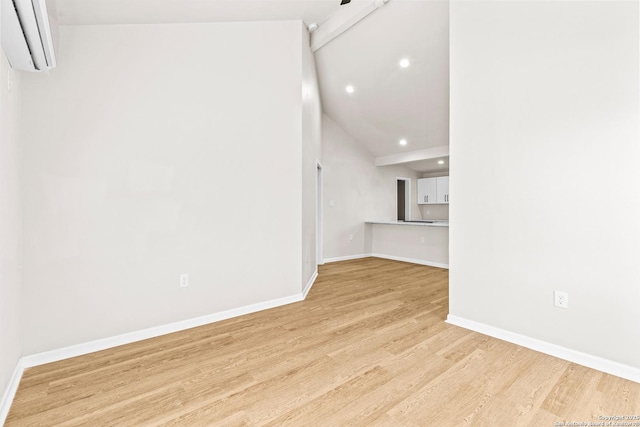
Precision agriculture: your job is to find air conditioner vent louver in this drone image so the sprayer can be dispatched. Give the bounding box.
[1,0,56,72]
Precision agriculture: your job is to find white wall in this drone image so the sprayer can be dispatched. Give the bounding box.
[322,114,421,260]
[21,22,308,355]
[301,26,322,289]
[370,224,448,267]
[450,1,640,368]
[0,55,22,412]
[419,205,448,220]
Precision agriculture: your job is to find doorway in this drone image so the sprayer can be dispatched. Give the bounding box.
[396,177,411,221]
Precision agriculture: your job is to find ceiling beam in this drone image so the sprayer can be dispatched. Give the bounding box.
[310,0,389,52]
[375,145,450,167]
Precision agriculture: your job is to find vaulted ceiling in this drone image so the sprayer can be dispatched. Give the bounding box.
[315,1,449,165]
[50,0,449,172]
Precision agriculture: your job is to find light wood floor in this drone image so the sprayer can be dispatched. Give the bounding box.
[6,258,640,426]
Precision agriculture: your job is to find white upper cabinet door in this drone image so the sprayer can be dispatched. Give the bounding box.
[417,178,438,204]
[417,178,427,204]
[436,176,449,204]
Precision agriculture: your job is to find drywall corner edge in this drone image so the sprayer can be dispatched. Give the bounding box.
[303,269,318,299]
[446,315,640,384]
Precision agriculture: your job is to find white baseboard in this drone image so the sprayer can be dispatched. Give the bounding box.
[18,254,438,368]
[323,253,448,269]
[371,253,449,269]
[0,358,24,425]
[22,293,305,368]
[4,292,309,422]
[323,253,371,263]
[302,270,318,299]
[446,315,640,384]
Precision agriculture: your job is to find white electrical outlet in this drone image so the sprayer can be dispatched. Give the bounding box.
[349,234,354,241]
[180,273,189,288]
[554,290,568,308]
[420,237,425,244]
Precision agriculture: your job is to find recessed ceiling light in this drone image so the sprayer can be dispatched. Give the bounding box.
[307,23,318,32]
[345,85,354,94]
[399,139,407,146]
[399,58,410,68]
[437,160,445,165]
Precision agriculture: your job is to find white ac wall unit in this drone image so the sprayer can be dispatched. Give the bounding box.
[1,0,56,71]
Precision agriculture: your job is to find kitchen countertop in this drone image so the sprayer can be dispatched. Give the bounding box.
[365,220,449,227]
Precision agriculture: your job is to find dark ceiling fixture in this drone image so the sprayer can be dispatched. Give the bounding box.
[340,0,351,4]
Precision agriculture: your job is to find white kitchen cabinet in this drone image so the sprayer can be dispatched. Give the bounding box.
[418,176,449,205]
[417,178,437,204]
[436,176,449,204]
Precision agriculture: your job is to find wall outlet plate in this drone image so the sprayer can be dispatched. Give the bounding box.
[180,273,189,288]
[554,290,568,308]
